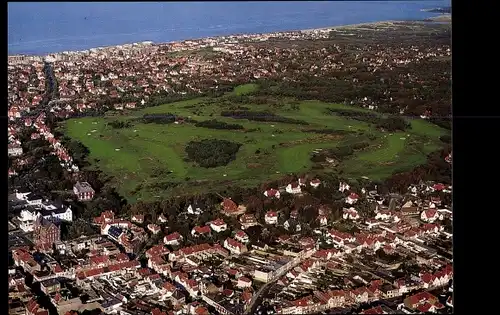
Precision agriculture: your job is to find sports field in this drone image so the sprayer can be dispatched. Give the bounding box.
[62,85,449,201]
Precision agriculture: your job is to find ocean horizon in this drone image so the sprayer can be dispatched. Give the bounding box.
[8,1,450,56]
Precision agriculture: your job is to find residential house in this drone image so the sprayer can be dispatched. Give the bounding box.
[264,188,280,199]
[40,278,60,294]
[220,198,246,216]
[237,277,252,288]
[148,224,161,234]
[317,215,328,226]
[164,232,183,246]
[286,182,302,194]
[187,203,203,215]
[25,298,49,315]
[73,181,95,201]
[379,283,398,299]
[131,214,144,224]
[8,144,23,157]
[310,179,321,188]
[210,219,227,233]
[33,217,61,250]
[239,214,258,229]
[265,211,278,225]
[234,230,249,243]
[224,238,248,255]
[191,225,211,237]
[345,192,359,205]
[400,207,420,216]
[342,207,359,220]
[339,182,350,193]
[158,214,168,223]
[420,209,441,223]
[375,210,392,221]
[146,244,170,259]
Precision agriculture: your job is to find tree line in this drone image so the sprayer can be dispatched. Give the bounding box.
[327,108,409,132]
[220,110,309,125]
[194,119,244,130]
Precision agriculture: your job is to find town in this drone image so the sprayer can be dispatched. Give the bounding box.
[8,21,451,124]
[9,176,453,315]
[8,21,452,315]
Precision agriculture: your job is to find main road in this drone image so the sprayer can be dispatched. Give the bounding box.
[244,250,315,315]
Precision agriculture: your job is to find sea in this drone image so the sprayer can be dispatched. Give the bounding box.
[8,0,451,56]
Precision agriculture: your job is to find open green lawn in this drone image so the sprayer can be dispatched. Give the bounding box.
[233,83,259,96]
[62,85,450,201]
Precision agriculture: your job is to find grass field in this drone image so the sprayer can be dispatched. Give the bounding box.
[61,85,450,202]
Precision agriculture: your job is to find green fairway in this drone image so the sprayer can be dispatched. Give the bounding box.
[233,83,259,96]
[61,84,450,201]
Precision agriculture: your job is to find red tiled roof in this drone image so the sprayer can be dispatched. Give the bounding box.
[239,276,251,283]
[433,183,445,191]
[195,307,209,315]
[194,225,211,234]
[163,281,176,292]
[290,182,299,188]
[132,214,144,221]
[348,192,359,199]
[417,303,433,313]
[362,306,384,314]
[225,237,245,249]
[165,232,182,241]
[222,289,234,297]
[222,198,238,212]
[265,188,279,197]
[53,264,63,273]
[90,255,109,266]
[85,267,104,278]
[151,308,167,315]
[235,230,248,238]
[146,245,170,257]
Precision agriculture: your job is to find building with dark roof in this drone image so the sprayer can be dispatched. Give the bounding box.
[73,181,95,201]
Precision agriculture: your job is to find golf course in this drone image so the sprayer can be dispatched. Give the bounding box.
[61,84,449,202]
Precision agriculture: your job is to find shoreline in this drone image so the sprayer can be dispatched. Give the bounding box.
[8,18,449,58]
[423,14,451,22]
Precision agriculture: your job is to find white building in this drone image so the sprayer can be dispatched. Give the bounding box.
[345,193,359,205]
[265,211,278,225]
[223,238,247,255]
[285,182,301,194]
[8,144,23,157]
[339,182,350,193]
[18,204,73,232]
[209,219,227,232]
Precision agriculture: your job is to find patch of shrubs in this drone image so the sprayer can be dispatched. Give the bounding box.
[108,120,132,129]
[185,139,242,168]
[221,110,309,125]
[375,116,410,132]
[142,113,177,124]
[195,119,244,130]
[324,141,370,160]
[328,108,409,131]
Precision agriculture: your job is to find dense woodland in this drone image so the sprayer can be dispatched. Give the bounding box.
[185,139,242,168]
